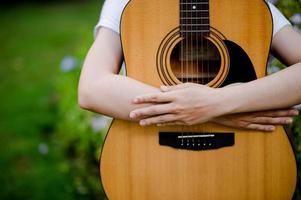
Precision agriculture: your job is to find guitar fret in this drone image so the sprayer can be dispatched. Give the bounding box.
[181,24,209,26]
[180,17,209,19]
[180,10,209,12]
[180,0,208,3]
[180,30,210,32]
[180,0,209,10]
[180,2,208,4]
[181,12,209,18]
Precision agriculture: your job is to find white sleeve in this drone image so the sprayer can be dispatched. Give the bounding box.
[94,0,128,37]
[267,2,291,38]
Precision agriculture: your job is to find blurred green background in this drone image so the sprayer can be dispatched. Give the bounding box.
[0,0,300,199]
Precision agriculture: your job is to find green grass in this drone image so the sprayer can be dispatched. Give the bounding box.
[0,1,105,199]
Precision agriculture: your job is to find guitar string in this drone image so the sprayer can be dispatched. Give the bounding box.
[187,0,193,145]
[207,0,211,140]
[194,0,198,146]
[207,0,209,87]
[196,2,199,87]
[197,0,205,140]
[200,0,207,145]
[207,0,211,137]
[185,0,191,146]
[181,0,184,145]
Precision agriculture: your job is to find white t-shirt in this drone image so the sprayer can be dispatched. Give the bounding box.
[94,0,291,38]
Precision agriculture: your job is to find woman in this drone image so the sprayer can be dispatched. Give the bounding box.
[78,0,301,131]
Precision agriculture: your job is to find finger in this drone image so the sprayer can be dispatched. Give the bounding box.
[246,124,275,132]
[130,104,174,119]
[255,109,299,117]
[157,121,186,126]
[252,117,293,125]
[223,82,243,88]
[160,83,194,92]
[139,114,178,126]
[133,92,173,104]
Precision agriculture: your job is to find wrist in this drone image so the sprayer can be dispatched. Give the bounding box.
[214,86,243,116]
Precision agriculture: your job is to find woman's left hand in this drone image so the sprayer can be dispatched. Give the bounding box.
[129,83,229,126]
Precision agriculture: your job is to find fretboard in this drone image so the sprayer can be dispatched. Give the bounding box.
[180,0,210,36]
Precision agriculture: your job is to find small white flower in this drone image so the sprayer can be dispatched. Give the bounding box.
[38,143,49,155]
[91,115,112,132]
[268,0,278,4]
[268,55,275,66]
[268,66,280,74]
[294,104,301,110]
[291,13,301,25]
[77,184,87,195]
[60,55,78,72]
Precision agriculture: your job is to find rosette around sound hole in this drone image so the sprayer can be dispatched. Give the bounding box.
[156,27,230,87]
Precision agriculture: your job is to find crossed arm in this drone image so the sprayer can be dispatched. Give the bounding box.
[78,25,301,131]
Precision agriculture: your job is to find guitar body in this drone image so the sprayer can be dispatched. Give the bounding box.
[100,0,297,199]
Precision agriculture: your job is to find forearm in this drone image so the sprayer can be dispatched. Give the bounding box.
[79,27,161,120]
[222,62,301,114]
[79,74,159,120]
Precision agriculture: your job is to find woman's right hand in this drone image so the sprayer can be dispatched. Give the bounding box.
[212,109,299,132]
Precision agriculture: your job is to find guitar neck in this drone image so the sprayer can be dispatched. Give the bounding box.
[180,0,210,37]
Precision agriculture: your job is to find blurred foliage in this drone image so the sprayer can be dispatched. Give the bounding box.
[1,0,85,7]
[0,0,106,199]
[0,0,300,200]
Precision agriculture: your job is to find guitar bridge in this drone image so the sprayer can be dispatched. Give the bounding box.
[159,132,234,151]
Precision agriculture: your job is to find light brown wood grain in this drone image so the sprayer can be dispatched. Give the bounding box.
[100,0,297,199]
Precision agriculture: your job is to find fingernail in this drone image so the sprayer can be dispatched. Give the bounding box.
[129,112,136,118]
[292,110,299,115]
[160,85,168,91]
[133,98,139,103]
[268,126,275,131]
[140,121,146,126]
[286,119,293,124]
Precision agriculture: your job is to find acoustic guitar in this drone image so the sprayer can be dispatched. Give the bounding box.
[100,0,297,199]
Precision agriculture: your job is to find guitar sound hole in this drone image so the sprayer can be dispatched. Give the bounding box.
[170,36,221,84]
